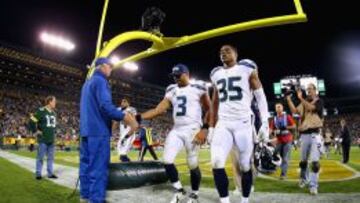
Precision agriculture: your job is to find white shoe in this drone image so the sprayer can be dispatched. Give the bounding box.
[310,187,318,195]
[186,193,199,203]
[170,189,187,203]
[241,197,249,203]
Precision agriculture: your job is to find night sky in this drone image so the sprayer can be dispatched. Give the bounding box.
[1,0,360,100]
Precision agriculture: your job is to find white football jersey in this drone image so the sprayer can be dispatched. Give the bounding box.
[118,106,137,137]
[165,80,207,127]
[210,59,257,121]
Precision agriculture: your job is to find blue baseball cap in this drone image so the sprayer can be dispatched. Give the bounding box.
[95,57,112,67]
[170,63,190,76]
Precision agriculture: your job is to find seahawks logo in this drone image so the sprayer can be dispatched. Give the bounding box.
[173,67,180,72]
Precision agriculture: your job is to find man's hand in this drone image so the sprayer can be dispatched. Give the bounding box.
[123,112,139,135]
[193,129,208,145]
[34,130,42,137]
[258,120,270,142]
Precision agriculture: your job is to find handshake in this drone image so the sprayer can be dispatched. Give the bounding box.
[122,112,141,136]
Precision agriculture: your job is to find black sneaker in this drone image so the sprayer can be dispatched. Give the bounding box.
[48,174,58,179]
[36,176,42,180]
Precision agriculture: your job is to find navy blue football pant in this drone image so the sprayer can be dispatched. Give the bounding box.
[80,136,110,203]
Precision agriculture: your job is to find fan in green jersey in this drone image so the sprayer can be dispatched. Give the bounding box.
[29,95,58,180]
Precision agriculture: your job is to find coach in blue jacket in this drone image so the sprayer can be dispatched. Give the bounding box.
[80,57,138,203]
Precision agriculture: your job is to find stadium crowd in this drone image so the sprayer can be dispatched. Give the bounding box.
[324,113,360,142]
[0,85,172,147]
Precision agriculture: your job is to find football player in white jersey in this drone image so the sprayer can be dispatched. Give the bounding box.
[209,45,270,203]
[136,64,213,203]
[115,98,137,162]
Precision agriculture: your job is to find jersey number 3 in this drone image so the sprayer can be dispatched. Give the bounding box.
[176,96,187,116]
[217,77,242,102]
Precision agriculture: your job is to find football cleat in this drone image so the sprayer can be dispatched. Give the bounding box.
[186,193,199,203]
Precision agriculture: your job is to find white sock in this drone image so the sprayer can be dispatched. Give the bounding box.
[172,181,183,190]
[242,197,249,203]
[220,196,230,203]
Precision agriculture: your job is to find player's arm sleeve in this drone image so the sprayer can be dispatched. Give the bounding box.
[210,71,219,126]
[250,71,270,122]
[95,78,125,121]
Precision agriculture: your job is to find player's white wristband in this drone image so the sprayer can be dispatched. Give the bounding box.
[207,127,215,143]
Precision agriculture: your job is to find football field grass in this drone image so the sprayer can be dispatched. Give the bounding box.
[9,146,360,193]
[0,157,79,203]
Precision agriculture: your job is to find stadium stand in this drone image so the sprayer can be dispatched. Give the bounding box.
[0,42,172,149]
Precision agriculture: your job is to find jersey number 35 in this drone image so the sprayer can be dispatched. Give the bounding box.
[217,77,243,102]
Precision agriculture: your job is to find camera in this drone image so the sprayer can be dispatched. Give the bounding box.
[141,7,166,36]
[281,80,300,97]
[281,79,306,105]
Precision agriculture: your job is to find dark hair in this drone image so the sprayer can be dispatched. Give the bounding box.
[121,97,131,104]
[221,44,238,54]
[275,102,284,106]
[45,95,56,105]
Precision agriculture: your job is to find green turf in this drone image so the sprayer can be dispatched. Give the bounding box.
[0,157,79,203]
[8,146,360,193]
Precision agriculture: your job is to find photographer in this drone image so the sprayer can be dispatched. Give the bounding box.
[269,102,296,180]
[286,83,324,195]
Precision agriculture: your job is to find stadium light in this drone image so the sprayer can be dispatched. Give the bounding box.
[123,62,139,72]
[110,55,121,65]
[40,32,75,51]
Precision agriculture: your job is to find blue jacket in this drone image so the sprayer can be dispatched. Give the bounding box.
[80,70,125,137]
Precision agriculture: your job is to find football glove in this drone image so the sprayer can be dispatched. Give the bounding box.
[258,120,270,143]
[121,134,131,146]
